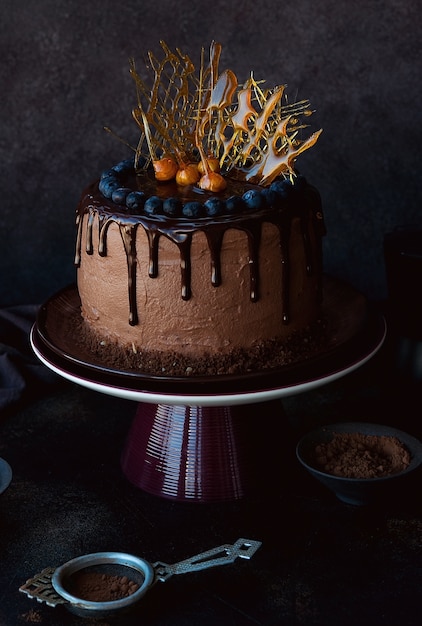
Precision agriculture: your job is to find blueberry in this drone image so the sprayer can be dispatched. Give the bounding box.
[242,189,265,211]
[99,175,120,199]
[126,191,146,211]
[143,195,163,215]
[225,195,245,214]
[270,178,293,199]
[111,187,132,205]
[112,158,134,174]
[100,168,117,180]
[163,197,182,217]
[204,197,225,217]
[260,187,278,207]
[182,201,206,218]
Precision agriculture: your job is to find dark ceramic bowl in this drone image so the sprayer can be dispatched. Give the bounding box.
[0,458,12,497]
[296,422,422,505]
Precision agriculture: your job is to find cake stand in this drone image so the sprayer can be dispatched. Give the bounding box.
[30,277,386,502]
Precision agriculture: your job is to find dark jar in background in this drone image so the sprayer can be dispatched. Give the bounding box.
[384,226,422,381]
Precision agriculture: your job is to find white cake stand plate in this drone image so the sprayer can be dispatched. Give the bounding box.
[30,278,386,502]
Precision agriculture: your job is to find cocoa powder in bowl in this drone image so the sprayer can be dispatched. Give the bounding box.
[68,570,140,602]
[313,431,411,479]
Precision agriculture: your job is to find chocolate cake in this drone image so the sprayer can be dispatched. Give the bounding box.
[74,42,325,376]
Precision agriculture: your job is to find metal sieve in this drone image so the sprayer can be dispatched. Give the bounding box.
[19,537,261,618]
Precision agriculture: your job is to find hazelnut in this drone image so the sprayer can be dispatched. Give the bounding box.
[198,156,220,174]
[153,156,178,181]
[176,163,201,186]
[198,171,227,192]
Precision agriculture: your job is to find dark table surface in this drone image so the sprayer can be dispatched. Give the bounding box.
[0,328,421,626]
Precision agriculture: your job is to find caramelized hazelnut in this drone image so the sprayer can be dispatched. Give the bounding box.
[153,156,178,181]
[176,163,200,186]
[198,156,220,175]
[198,172,227,192]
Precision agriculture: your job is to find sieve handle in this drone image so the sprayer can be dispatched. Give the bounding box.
[152,538,261,583]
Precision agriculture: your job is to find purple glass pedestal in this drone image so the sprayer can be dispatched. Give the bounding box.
[121,400,284,502]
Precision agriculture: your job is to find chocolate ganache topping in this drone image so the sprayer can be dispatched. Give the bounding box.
[75,158,325,328]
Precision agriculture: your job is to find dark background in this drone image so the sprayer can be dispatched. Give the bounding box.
[1,0,421,307]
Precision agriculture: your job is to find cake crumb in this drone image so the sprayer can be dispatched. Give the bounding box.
[69,314,330,377]
[20,609,43,623]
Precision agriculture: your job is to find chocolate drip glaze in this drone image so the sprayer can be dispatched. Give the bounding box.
[244,221,262,303]
[119,222,139,325]
[147,230,160,278]
[205,229,224,287]
[174,232,193,301]
[75,178,324,328]
[278,218,292,324]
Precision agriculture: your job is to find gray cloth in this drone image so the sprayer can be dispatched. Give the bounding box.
[0,305,58,413]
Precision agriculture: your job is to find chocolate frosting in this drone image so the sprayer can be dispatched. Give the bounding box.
[75,172,325,329]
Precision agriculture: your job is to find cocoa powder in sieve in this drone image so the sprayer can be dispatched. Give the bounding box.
[313,432,411,478]
[68,571,140,602]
